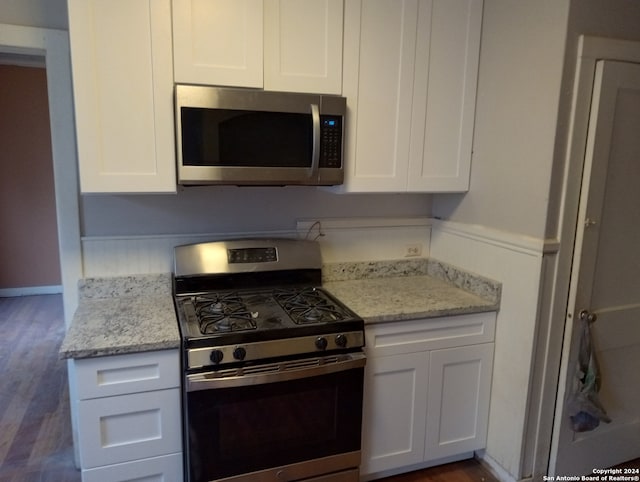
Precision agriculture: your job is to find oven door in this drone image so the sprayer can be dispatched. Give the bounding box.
[184,353,365,482]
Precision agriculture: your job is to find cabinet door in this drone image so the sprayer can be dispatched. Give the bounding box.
[424,343,493,460]
[408,0,482,192]
[360,352,428,475]
[341,0,418,192]
[340,0,482,193]
[172,0,263,87]
[264,0,343,94]
[68,0,176,193]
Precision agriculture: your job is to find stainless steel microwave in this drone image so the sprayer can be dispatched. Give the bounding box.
[175,85,346,186]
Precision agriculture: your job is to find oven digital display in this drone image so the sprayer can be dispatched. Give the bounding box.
[228,247,277,264]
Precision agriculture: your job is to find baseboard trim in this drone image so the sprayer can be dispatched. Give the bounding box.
[0,285,63,297]
[477,452,518,482]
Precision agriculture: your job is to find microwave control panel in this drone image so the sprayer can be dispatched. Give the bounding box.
[319,116,343,168]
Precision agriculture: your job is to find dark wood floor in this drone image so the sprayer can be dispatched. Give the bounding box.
[0,294,638,482]
[0,294,80,481]
[377,459,499,482]
[379,457,640,482]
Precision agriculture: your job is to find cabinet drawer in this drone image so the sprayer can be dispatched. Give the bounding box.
[81,452,183,482]
[78,388,181,468]
[75,350,179,400]
[365,312,495,357]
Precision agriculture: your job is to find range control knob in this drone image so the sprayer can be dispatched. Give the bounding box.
[209,349,224,364]
[335,334,348,348]
[233,346,247,360]
[315,336,328,351]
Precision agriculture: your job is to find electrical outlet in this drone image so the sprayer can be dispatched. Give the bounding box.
[404,244,422,257]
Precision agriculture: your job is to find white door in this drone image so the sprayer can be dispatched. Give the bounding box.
[553,60,640,475]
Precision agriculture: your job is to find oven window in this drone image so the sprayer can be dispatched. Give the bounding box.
[181,108,313,168]
[185,367,364,482]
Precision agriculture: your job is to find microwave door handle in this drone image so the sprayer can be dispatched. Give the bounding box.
[310,103,320,180]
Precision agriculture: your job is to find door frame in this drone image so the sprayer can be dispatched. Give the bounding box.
[0,24,82,327]
[525,36,640,479]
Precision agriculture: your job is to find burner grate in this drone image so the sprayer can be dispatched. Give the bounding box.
[274,287,347,324]
[194,293,257,333]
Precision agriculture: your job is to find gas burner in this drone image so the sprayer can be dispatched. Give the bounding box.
[274,287,346,324]
[194,293,257,334]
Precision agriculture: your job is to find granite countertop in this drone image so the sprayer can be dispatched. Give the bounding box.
[322,259,501,324]
[60,259,500,359]
[59,273,180,359]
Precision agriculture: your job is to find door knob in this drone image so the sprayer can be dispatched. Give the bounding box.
[579,309,598,323]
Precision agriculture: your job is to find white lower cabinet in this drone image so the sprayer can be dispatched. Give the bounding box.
[71,350,183,481]
[361,312,495,477]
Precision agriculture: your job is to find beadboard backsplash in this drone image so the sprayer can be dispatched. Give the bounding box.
[81,217,432,277]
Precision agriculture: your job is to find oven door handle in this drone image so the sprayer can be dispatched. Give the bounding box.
[186,352,366,391]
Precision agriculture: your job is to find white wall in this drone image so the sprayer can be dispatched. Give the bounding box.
[432,2,640,480]
[433,0,570,240]
[429,2,572,479]
[434,0,640,242]
[80,188,432,236]
[430,221,547,481]
[545,0,640,239]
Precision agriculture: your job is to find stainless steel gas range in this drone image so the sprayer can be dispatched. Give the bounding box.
[172,238,366,482]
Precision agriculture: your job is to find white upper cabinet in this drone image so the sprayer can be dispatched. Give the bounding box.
[408,0,482,191]
[172,0,344,94]
[68,0,176,193]
[340,0,482,193]
[264,0,344,93]
[172,0,264,88]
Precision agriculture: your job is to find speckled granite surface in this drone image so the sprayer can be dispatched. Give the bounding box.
[322,259,430,282]
[60,259,501,359]
[77,272,172,299]
[323,258,500,324]
[60,273,180,359]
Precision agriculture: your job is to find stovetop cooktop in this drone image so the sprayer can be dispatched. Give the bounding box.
[175,285,363,349]
[172,238,365,368]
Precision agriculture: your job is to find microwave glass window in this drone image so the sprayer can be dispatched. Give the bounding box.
[181,108,313,168]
